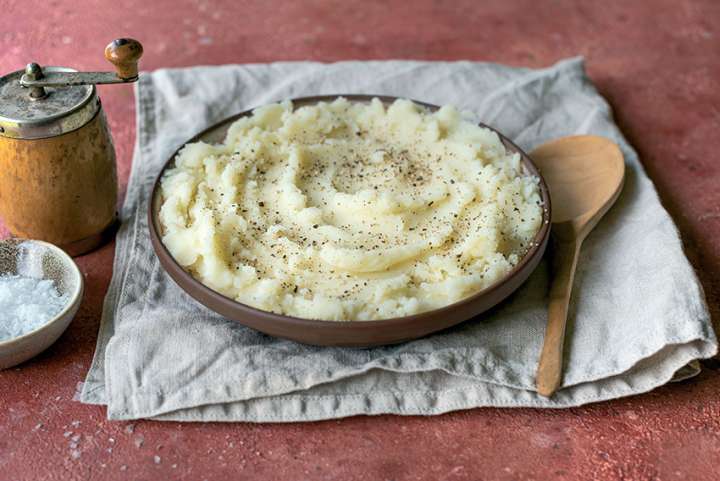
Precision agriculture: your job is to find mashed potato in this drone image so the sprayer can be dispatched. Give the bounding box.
[159,98,542,321]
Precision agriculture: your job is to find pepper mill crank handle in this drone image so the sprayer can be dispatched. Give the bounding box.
[19,38,144,89]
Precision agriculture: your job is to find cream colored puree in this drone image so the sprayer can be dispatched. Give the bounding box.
[159,98,542,321]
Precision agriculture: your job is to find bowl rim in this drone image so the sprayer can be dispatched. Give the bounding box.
[148,94,551,330]
[0,238,84,347]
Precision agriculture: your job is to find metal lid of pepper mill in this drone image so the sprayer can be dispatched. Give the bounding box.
[0,38,143,140]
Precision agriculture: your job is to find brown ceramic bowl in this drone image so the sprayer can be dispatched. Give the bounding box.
[148,95,551,347]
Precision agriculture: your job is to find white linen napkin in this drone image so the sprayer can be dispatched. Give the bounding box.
[80,58,717,421]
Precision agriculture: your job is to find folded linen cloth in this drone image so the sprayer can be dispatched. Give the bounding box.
[80,58,717,421]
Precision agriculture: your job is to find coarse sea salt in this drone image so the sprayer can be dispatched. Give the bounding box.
[0,274,68,341]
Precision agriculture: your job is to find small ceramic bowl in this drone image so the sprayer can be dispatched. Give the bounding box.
[0,239,84,369]
[149,95,551,347]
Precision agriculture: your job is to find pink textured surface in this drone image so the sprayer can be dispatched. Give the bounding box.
[1,1,719,480]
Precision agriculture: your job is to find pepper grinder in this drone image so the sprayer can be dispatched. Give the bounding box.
[0,38,143,256]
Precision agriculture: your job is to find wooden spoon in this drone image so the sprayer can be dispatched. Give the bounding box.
[532,135,625,397]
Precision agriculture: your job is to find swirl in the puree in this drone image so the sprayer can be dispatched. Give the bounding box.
[159,98,542,321]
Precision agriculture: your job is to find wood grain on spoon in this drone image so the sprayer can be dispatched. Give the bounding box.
[531,135,625,397]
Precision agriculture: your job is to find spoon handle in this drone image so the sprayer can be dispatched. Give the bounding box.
[536,238,582,397]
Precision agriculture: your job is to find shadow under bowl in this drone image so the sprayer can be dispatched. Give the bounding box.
[148,95,551,347]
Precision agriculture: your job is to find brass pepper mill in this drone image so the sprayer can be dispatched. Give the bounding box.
[0,38,143,256]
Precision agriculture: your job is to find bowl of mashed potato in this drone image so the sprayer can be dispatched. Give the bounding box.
[149,95,550,346]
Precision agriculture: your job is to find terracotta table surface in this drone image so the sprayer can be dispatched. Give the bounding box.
[2,1,719,480]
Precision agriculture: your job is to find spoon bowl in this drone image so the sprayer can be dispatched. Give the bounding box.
[532,136,625,239]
